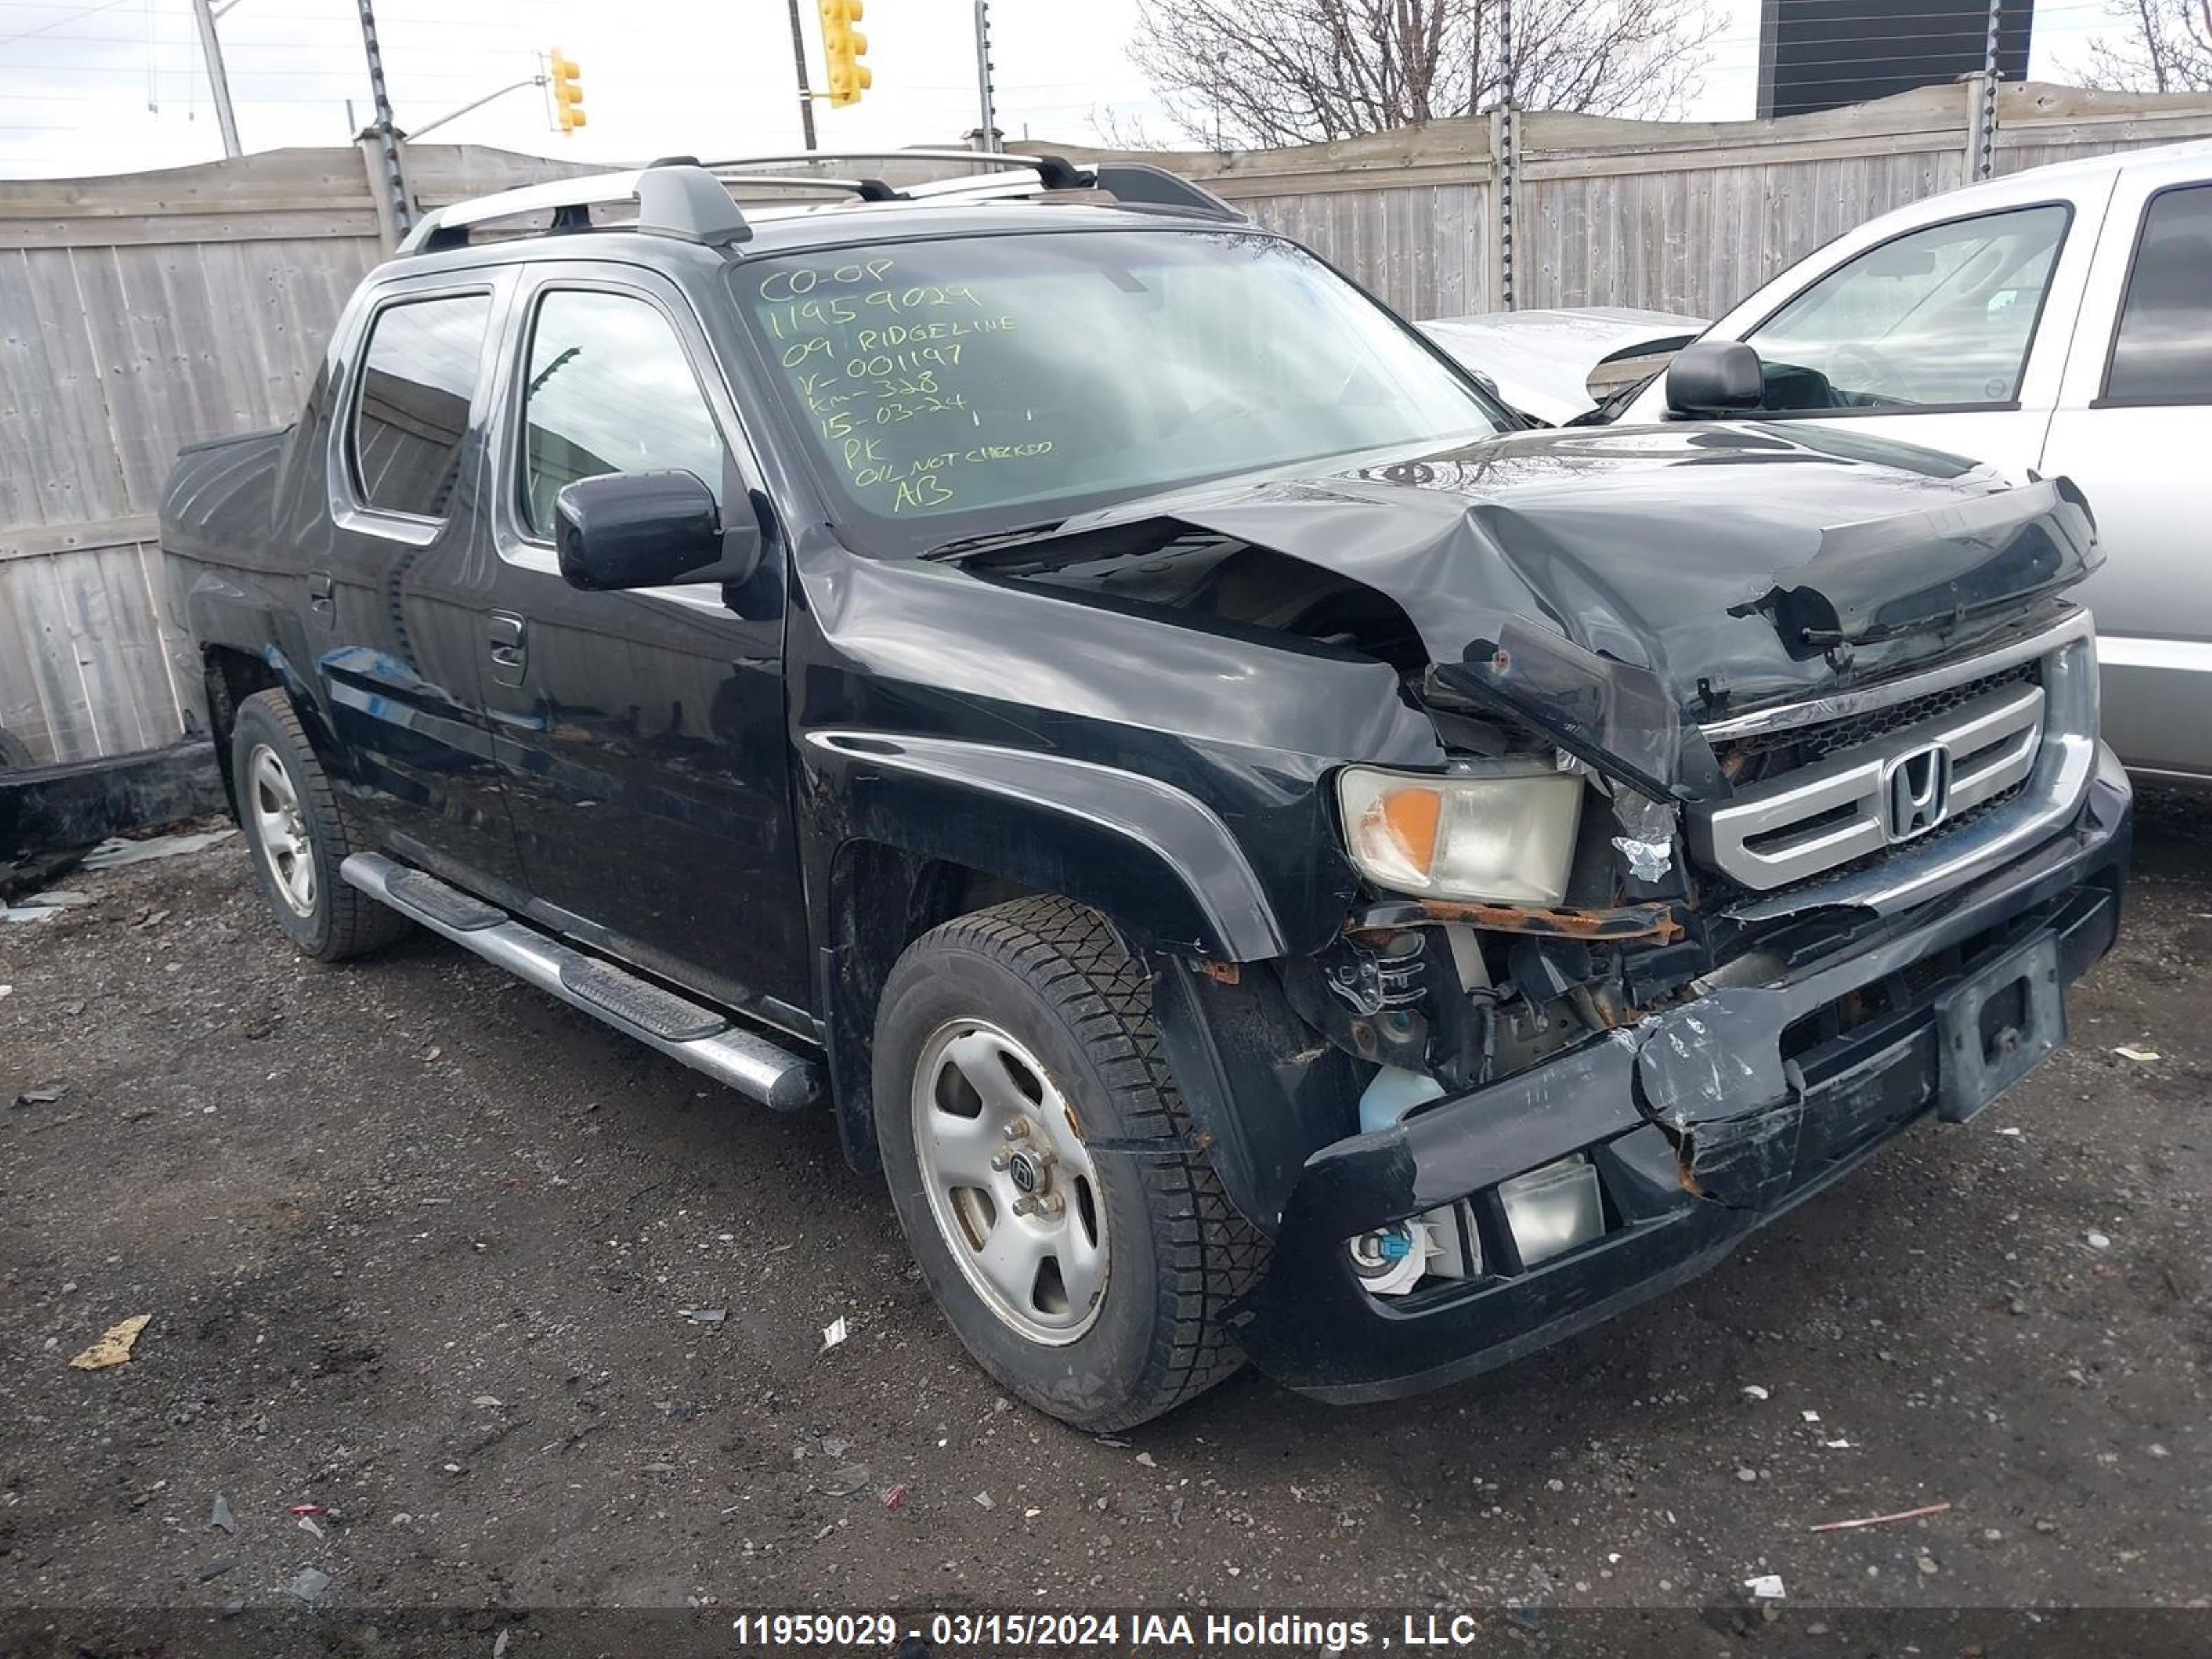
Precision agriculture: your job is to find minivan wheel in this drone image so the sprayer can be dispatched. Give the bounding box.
[229,690,409,962]
[873,897,1268,1430]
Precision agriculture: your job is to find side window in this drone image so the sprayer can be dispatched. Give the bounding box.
[1747,205,2070,413]
[2104,183,2212,406]
[350,292,491,519]
[520,289,729,538]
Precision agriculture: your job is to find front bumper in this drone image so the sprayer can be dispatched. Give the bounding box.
[1228,745,2133,1404]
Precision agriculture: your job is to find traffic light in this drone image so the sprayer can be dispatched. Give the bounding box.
[549,49,585,131]
[817,0,870,107]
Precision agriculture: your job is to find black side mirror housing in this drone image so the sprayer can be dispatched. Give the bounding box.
[554,470,762,592]
[1665,340,1765,418]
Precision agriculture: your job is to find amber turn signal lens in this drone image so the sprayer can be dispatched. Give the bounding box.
[1372,786,1442,878]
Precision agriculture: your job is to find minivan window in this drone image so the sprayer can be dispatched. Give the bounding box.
[350,292,491,518]
[732,230,1503,554]
[520,288,730,538]
[1747,205,2069,413]
[2105,183,2212,405]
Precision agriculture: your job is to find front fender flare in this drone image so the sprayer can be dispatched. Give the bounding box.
[805,730,1286,962]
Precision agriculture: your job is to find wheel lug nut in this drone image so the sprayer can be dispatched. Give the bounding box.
[1002,1119,1030,1141]
[1033,1193,1064,1217]
[1011,1194,1037,1217]
[990,1149,1013,1171]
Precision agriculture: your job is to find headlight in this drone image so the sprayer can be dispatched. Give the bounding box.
[1338,764,1584,905]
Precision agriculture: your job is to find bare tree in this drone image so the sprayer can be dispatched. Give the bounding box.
[1128,0,1720,149]
[2072,0,2212,92]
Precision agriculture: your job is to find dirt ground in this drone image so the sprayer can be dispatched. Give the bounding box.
[2,791,2207,1642]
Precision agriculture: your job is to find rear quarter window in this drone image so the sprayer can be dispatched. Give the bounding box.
[350,292,492,518]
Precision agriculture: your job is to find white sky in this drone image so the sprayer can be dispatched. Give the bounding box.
[0,0,2135,180]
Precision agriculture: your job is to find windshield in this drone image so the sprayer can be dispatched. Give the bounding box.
[731,229,1504,554]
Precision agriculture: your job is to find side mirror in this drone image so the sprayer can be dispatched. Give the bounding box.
[1665,340,1765,418]
[554,469,762,592]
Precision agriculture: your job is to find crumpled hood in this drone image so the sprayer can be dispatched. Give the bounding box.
[975,420,2099,798]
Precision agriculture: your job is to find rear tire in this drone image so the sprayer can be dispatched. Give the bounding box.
[873,896,1268,1430]
[229,690,409,962]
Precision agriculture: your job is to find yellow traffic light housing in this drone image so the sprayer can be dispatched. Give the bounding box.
[549,49,586,131]
[817,0,871,107]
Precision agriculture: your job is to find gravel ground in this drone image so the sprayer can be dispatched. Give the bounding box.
[1,793,2206,1640]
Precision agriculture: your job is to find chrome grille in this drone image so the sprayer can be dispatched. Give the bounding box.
[1731,661,2038,769]
[1694,682,2046,892]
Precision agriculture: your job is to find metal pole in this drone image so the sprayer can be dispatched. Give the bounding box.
[974,0,997,149]
[1497,0,1515,310]
[785,0,818,151]
[356,0,412,234]
[189,0,242,158]
[1974,0,2003,180]
[409,75,546,141]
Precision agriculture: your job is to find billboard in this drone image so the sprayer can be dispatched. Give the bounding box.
[1759,0,2034,119]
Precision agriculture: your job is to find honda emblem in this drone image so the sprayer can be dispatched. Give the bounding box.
[1884,742,1951,841]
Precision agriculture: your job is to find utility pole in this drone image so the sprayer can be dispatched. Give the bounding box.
[189,0,241,158]
[785,0,817,150]
[355,0,412,234]
[973,0,997,149]
[1497,0,1515,310]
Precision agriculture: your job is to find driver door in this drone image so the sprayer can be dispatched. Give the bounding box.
[474,263,812,1031]
[1705,193,2110,479]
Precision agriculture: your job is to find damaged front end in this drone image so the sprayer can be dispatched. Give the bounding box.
[930,424,2127,1400]
[1145,463,2121,1398]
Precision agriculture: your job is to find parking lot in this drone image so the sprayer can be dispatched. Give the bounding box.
[1,791,2206,1631]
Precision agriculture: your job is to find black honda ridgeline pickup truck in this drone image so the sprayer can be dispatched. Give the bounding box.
[164,156,2130,1430]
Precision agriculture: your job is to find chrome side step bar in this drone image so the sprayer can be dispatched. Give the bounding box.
[341,852,819,1112]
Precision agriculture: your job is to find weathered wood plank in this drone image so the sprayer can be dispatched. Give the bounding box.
[0,513,161,562]
[0,211,382,251]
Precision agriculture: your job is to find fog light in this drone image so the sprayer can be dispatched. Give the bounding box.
[1347,1206,1480,1298]
[1498,1154,1604,1266]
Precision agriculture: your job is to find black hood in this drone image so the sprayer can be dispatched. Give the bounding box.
[953,420,2099,800]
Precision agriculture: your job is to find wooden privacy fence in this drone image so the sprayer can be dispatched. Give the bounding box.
[0,143,590,769]
[1049,80,2212,321]
[4,82,2211,767]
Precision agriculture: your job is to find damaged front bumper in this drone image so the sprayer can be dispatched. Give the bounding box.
[1227,745,2132,1404]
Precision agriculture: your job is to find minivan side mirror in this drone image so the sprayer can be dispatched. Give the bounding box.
[1665,340,1765,418]
[554,469,762,592]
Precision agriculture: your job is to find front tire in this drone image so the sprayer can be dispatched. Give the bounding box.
[229,690,408,962]
[873,897,1268,1430]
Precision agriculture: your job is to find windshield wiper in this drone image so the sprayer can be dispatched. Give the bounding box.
[918,518,1070,562]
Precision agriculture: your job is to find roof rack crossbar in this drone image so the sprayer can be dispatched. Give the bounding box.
[396,162,751,256]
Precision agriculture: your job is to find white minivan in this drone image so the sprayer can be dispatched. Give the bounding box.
[1618,139,2212,784]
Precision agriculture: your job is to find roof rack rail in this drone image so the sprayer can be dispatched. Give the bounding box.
[395,162,751,256]
[692,148,1244,221]
[713,172,903,203]
[694,148,1090,187]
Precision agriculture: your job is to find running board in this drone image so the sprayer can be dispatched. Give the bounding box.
[341,852,819,1112]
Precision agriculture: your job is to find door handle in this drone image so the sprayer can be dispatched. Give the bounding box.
[489,611,527,686]
[307,570,334,625]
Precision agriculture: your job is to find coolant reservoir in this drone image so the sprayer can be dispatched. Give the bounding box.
[1358,1065,1446,1135]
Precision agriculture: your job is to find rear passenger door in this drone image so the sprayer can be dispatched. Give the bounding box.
[317,274,529,896]
[2041,162,2212,779]
[477,263,813,1029]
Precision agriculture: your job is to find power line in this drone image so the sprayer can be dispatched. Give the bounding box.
[0,0,135,49]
